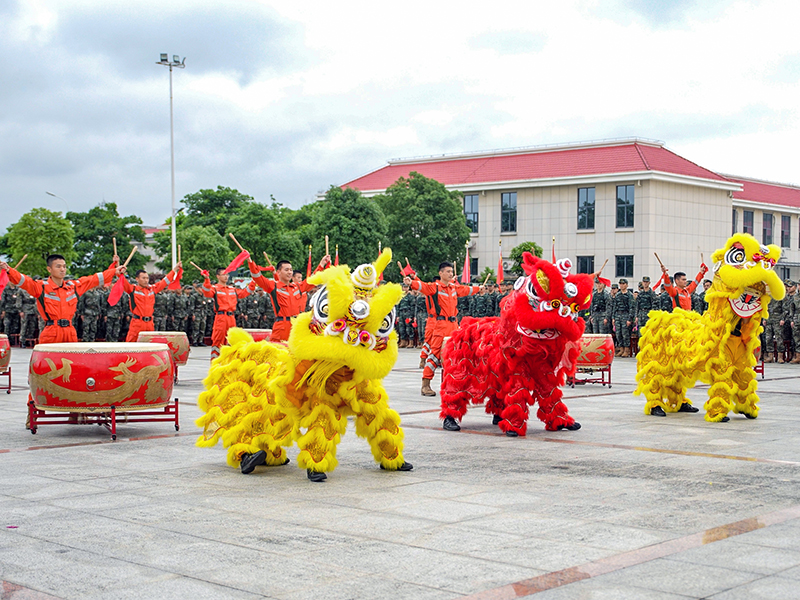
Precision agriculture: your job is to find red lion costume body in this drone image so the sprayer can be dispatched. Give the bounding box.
[440,252,594,436]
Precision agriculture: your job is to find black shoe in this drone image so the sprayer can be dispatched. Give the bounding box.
[307,469,327,482]
[650,406,667,417]
[678,403,699,413]
[743,412,757,419]
[380,462,413,471]
[240,450,267,474]
[442,416,461,431]
[492,414,502,425]
[720,416,730,422]
[557,422,581,431]
[506,430,518,437]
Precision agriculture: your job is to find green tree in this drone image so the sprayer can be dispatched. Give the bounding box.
[282,201,323,249]
[4,208,76,276]
[478,266,496,284]
[66,202,146,277]
[311,186,387,268]
[227,202,305,268]
[180,186,255,236]
[153,226,232,275]
[375,172,471,281]
[509,241,544,276]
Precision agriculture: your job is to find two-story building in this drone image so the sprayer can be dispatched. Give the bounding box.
[339,138,800,283]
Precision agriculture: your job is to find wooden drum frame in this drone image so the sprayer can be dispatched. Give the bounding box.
[567,333,615,387]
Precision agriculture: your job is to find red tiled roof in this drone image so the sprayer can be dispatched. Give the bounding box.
[341,141,730,192]
[729,177,800,209]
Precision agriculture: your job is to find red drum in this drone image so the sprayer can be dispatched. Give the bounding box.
[0,334,9,374]
[576,334,615,367]
[29,342,174,412]
[243,329,272,342]
[137,331,190,366]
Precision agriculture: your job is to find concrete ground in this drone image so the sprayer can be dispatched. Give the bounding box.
[1,343,799,600]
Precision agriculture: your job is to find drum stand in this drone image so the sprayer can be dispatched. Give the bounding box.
[567,364,612,388]
[28,398,180,441]
[0,368,10,394]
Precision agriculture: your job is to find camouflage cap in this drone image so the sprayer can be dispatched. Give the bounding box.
[786,279,796,286]
[642,276,650,282]
[619,278,628,284]
[611,283,619,289]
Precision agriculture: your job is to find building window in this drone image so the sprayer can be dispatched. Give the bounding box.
[781,266,791,281]
[732,209,737,235]
[782,215,791,248]
[616,185,634,228]
[577,187,595,230]
[743,210,754,235]
[470,257,478,280]
[615,255,634,278]
[577,256,594,274]
[763,213,774,245]
[464,194,479,234]
[501,192,517,233]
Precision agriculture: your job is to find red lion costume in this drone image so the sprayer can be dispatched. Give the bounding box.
[440,252,594,436]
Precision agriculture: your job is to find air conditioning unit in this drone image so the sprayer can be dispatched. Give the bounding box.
[502,260,514,270]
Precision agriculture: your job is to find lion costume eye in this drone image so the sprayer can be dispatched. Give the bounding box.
[377,306,396,336]
[525,279,538,299]
[310,286,329,322]
[725,246,746,266]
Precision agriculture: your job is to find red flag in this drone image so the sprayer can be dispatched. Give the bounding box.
[496,243,504,285]
[597,276,612,287]
[168,267,183,290]
[223,250,249,274]
[108,276,125,306]
[0,269,8,297]
[460,247,471,284]
[306,245,312,278]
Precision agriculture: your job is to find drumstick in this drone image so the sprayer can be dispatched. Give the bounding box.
[397,260,404,272]
[482,273,491,286]
[597,258,608,275]
[122,246,137,268]
[654,252,665,268]
[113,237,117,257]
[325,235,329,256]
[229,233,246,253]
[13,254,27,270]
[263,252,273,267]
[190,261,204,272]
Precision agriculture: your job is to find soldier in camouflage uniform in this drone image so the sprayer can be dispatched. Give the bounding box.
[1,283,21,343]
[153,283,171,331]
[589,278,612,335]
[244,288,260,329]
[613,278,634,357]
[414,289,428,349]
[496,281,512,316]
[79,286,104,342]
[456,294,470,323]
[787,281,800,364]
[257,288,273,329]
[764,283,786,363]
[106,287,129,342]
[635,276,657,335]
[781,280,795,361]
[171,287,190,333]
[18,287,39,346]
[191,283,208,346]
[396,284,414,348]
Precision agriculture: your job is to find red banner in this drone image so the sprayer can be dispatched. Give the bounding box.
[460,247,471,284]
[108,276,125,306]
[223,250,249,274]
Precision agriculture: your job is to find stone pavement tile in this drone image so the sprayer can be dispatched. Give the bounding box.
[460,513,588,538]
[733,521,800,551]
[478,535,615,572]
[280,574,456,600]
[48,491,157,512]
[82,574,269,600]
[667,537,800,575]
[587,556,762,598]
[524,578,696,600]
[706,575,800,599]
[780,565,800,580]
[535,521,671,552]
[385,497,501,524]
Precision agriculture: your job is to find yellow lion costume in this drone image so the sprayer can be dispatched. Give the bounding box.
[635,233,785,422]
[195,249,412,481]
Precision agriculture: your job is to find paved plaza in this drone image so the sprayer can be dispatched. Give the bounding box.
[1,344,799,600]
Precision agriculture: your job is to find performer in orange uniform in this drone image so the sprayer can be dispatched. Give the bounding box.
[0,254,123,344]
[202,267,252,359]
[661,263,708,311]
[405,262,481,397]
[248,255,330,342]
[123,265,182,342]
[418,284,438,368]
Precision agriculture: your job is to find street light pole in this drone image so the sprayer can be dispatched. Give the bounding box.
[156,54,186,269]
[45,191,69,213]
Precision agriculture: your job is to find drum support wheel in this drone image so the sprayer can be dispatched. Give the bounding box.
[27,398,180,440]
[0,368,10,394]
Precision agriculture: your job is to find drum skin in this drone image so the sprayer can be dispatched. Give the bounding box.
[137,331,190,366]
[243,329,272,342]
[575,334,615,367]
[0,334,9,374]
[29,342,174,411]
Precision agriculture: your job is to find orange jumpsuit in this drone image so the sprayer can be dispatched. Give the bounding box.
[664,267,706,311]
[123,269,179,342]
[248,260,320,342]
[201,278,251,352]
[410,279,479,380]
[419,293,437,362]
[8,265,116,344]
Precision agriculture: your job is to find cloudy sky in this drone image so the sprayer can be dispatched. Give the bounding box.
[1,0,798,228]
